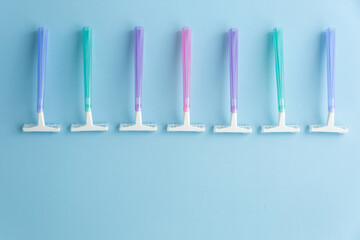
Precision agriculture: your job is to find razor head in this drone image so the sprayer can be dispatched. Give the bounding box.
[70,123,108,132]
[214,124,252,133]
[119,123,157,131]
[167,123,205,132]
[261,124,300,133]
[23,123,60,132]
[309,124,348,134]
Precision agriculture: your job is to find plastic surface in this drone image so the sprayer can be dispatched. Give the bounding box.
[135,27,144,112]
[167,28,205,133]
[83,27,92,112]
[167,112,205,132]
[119,27,157,132]
[214,113,252,133]
[308,28,348,134]
[22,28,60,132]
[71,111,108,132]
[229,28,238,113]
[37,28,47,113]
[310,112,348,133]
[273,28,285,113]
[261,112,300,133]
[23,112,60,132]
[70,27,108,132]
[213,28,252,134]
[261,29,299,133]
[23,28,61,133]
[182,27,191,112]
[326,28,335,112]
[119,111,157,131]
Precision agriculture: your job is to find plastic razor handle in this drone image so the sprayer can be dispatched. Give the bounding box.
[273,28,285,112]
[83,27,92,112]
[229,28,238,113]
[182,27,191,112]
[135,27,144,112]
[37,28,48,113]
[326,28,335,112]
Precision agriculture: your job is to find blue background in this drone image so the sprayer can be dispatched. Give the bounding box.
[1,0,360,239]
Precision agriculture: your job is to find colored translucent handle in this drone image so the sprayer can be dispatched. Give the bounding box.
[326,28,335,112]
[182,27,191,112]
[135,27,144,112]
[229,28,238,113]
[37,28,48,113]
[83,27,92,112]
[273,28,285,112]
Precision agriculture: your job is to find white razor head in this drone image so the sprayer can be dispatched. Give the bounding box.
[261,124,300,133]
[309,125,348,134]
[167,123,205,132]
[23,124,60,132]
[71,123,108,132]
[214,124,252,133]
[119,123,157,131]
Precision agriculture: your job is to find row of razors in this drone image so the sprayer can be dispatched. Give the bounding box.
[23,27,348,134]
